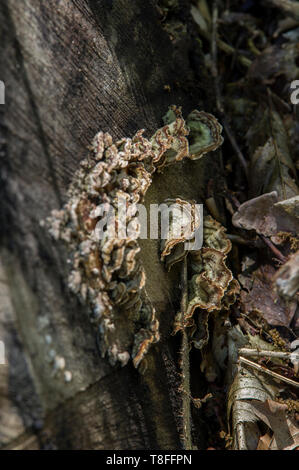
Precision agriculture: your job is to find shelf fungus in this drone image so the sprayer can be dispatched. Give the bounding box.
[45,106,223,368]
[162,215,240,350]
[160,197,202,271]
[186,110,224,160]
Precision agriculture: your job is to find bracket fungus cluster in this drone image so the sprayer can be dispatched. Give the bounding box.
[162,215,240,350]
[45,106,223,368]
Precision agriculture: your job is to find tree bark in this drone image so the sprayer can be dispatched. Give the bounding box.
[0,0,222,449]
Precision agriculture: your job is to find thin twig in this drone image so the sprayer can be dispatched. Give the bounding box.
[211,0,249,180]
[211,1,221,110]
[179,256,192,450]
[268,88,292,114]
[227,233,259,247]
[239,356,299,388]
[263,0,299,21]
[259,234,287,263]
[239,348,299,361]
[194,23,252,68]
[221,117,249,180]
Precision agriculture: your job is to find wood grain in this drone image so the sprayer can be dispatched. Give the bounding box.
[0,0,222,449]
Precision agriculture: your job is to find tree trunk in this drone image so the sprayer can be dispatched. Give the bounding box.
[0,0,222,449]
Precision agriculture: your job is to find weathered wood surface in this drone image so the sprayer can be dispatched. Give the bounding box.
[0,0,222,449]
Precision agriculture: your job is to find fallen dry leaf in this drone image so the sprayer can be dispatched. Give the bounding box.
[246,108,298,200]
[240,265,297,328]
[257,432,273,450]
[232,191,299,238]
[248,399,299,450]
[274,250,299,300]
[248,43,299,88]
